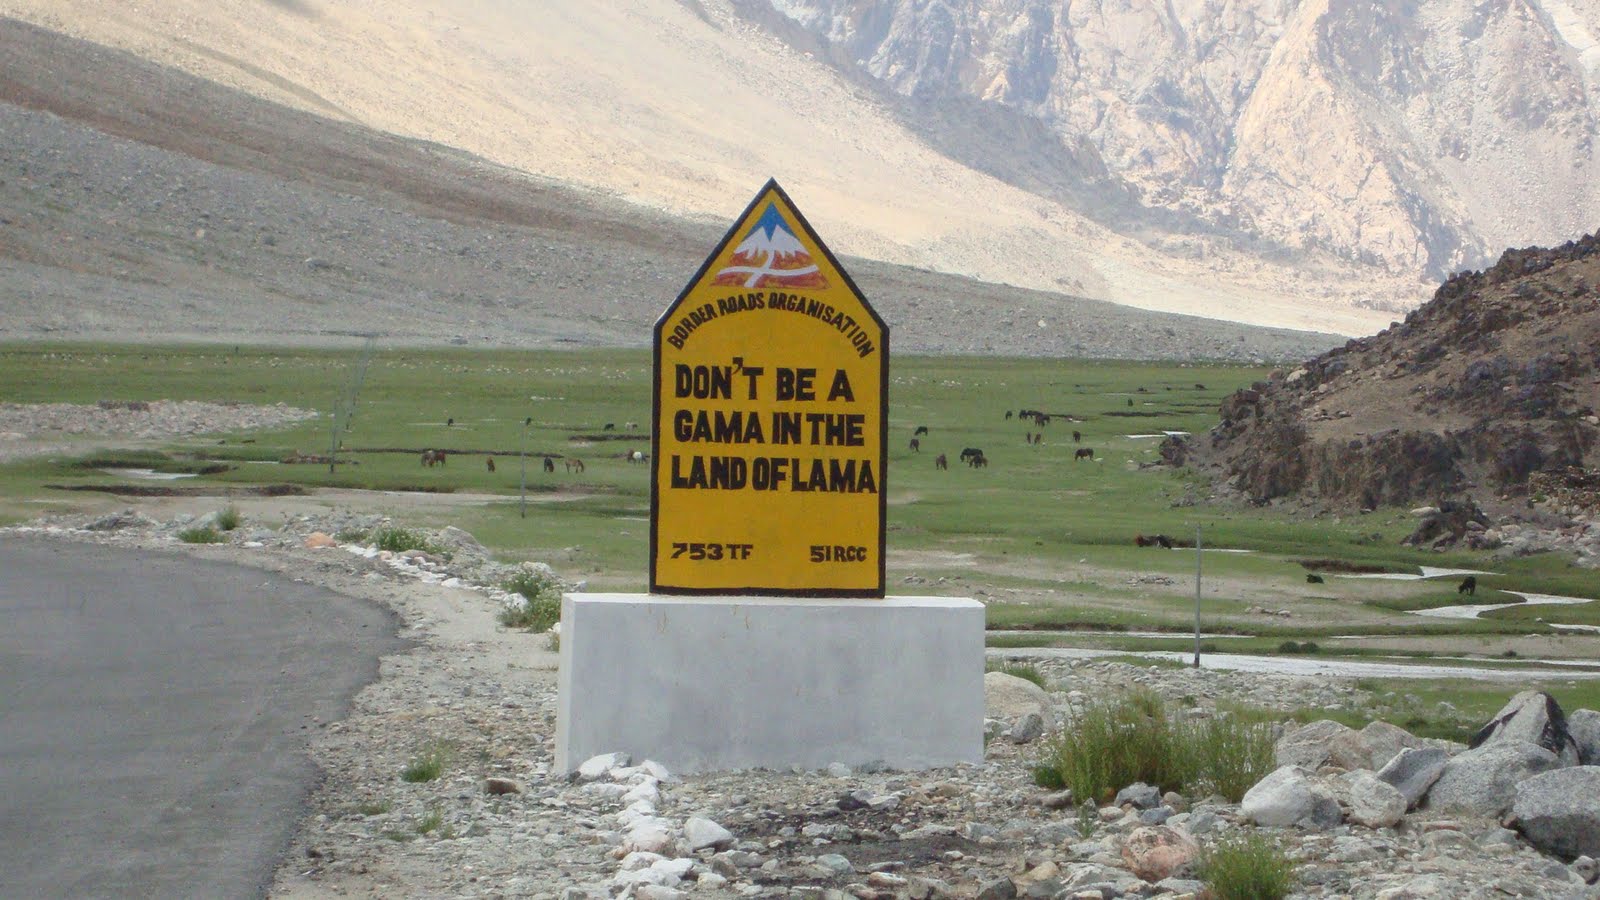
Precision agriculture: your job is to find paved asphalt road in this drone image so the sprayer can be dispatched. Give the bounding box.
[0,538,404,899]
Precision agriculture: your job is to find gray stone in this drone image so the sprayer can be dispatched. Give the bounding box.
[1243,765,1318,826]
[908,875,956,899]
[984,672,1055,727]
[1512,766,1600,860]
[1360,720,1428,770]
[1426,741,1561,818]
[1572,855,1598,884]
[1039,790,1075,810]
[1277,719,1368,770]
[1570,710,1600,766]
[826,762,853,778]
[1377,747,1449,809]
[1470,690,1581,766]
[1336,769,1407,828]
[1137,806,1173,825]
[976,875,1017,900]
[1009,712,1045,744]
[1114,782,1162,810]
[576,751,629,781]
[682,816,735,852]
[813,853,853,877]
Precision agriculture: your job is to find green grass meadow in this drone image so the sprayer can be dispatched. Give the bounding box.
[4,343,1598,670]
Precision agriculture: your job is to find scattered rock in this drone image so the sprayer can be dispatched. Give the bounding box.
[1377,747,1450,809]
[1512,767,1600,860]
[1470,690,1582,765]
[1121,825,1199,882]
[1427,741,1562,818]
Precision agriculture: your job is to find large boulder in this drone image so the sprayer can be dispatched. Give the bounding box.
[1569,709,1600,766]
[1242,766,1339,827]
[1470,690,1581,766]
[984,672,1055,728]
[1359,721,1430,770]
[1276,720,1369,771]
[1512,767,1600,860]
[1334,770,1407,828]
[1376,747,1450,809]
[1121,826,1199,882]
[1424,741,1561,818]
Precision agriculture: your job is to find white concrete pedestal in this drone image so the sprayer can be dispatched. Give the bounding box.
[554,594,985,774]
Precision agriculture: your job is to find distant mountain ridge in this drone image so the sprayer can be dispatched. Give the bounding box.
[763,0,1600,281]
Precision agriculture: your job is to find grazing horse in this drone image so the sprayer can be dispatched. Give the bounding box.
[935,453,948,470]
[543,457,556,473]
[447,417,454,427]
[565,457,585,473]
[604,423,615,431]
[959,447,984,465]
[1073,430,1082,443]
[1005,410,1013,420]
[909,438,920,452]
[421,450,434,467]
[914,425,929,436]
[1134,533,1174,549]
[1306,573,1324,584]
[1459,576,1477,596]
[486,457,496,473]
[630,450,648,463]
[969,453,988,468]
[1075,448,1094,461]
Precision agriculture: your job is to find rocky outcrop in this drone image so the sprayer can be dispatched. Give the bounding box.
[1425,741,1563,818]
[1512,767,1600,860]
[1470,691,1583,767]
[1188,234,1600,523]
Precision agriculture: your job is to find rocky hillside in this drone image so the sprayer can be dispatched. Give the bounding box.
[765,0,1600,282]
[0,18,1341,361]
[1180,233,1600,517]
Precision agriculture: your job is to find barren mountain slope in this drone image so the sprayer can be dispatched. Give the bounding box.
[1182,233,1600,514]
[0,0,1403,334]
[770,0,1600,281]
[0,20,1342,360]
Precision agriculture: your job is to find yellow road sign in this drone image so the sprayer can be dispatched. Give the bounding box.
[651,180,887,596]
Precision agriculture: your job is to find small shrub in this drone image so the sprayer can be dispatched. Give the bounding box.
[1198,832,1296,900]
[214,505,242,531]
[1277,640,1302,654]
[335,527,370,544]
[356,799,391,816]
[1032,688,1184,802]
[986,660,1048,689]
[1075,800,1099,839]
[1185,711,1278,802]
[500,567,564,633]
[374,526,437,555]
[400,744,449,783]
[1300,641,1319,654]
[178,525,226,544]
[415,808,448,835]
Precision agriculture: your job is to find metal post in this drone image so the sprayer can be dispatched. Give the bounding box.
[1193,525,1203,668]
[520,416,531,519]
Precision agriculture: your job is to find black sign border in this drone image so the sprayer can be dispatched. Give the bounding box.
[649,178,889,598]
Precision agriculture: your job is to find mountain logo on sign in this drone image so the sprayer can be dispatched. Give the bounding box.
[714,203,828,289]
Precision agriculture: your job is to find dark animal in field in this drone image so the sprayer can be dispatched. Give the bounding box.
[914,426,929,436]
[1134,533,1174,549]
[1127,399,1134,407]
[435,449,447,466]
[935,453,948,470]
[422,449,447,467]
[1075,448,1095,461]
[959,448,984,463]
[604,423,615,431]
[1005,410,1013,420]
[1306,573,1324,584]
[447,417,454,427]
[1459,576,1477,595]
[969,453,988,468]
[565,457,585,473]
[486,457,496,473]
[1194,383,1206,390]
[1072,430,1082,443]
[543,457,556,473]
[909,438,920,452]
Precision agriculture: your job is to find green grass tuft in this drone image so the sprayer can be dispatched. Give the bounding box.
[1198,832,1297,900]
[1033,690,1278,803]
[500,567,564,632]
[214,505,242,531]
[177,525,226,544]
[373,526,439,555]
[400,744,449,783]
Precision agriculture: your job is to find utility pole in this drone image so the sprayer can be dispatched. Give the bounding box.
[1193,525,1203,668]
[520,416,532,519]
